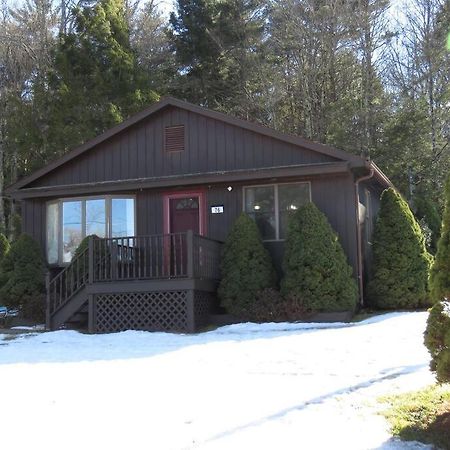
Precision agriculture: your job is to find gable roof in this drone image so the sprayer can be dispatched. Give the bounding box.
[6,96,382,194]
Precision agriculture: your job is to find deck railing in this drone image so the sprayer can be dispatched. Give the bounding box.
[92,231,222,282]
[46,231,222,323]
[47,246,90,316]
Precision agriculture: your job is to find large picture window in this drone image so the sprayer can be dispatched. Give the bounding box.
[47,196,135,265]
[244,183,310,240]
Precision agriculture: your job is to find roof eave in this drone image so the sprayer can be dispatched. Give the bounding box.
[10,162,351,200]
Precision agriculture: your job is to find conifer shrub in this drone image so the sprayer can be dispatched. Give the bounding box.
[0,234,46,321]
[72,234,106,277]
[430,177,450,304]
[281,202,358,312]
[240,288,309,323]
[414,195,441,253]
[367,188,432,309]
[0,233,10,261]
[72,234,99,261]
[218,213,276,318]
[424,300,450,383]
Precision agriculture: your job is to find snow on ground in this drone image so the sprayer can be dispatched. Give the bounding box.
[0,312,435,449]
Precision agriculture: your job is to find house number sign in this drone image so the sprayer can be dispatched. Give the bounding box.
[211,206,224,214]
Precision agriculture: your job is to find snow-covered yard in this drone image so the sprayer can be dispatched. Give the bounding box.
[0,312,435,449]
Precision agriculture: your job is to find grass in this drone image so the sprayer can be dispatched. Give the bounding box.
[380,383,450,449]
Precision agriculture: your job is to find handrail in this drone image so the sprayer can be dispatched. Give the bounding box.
[48,246,89,314]
[47,232,223,317]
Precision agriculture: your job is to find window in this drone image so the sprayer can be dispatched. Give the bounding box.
[86,199,106,237]
[62,201,82,263]
[46,196,135,265]
[244,183,310,240]
[112,198,135,237]
[245,186,276,240]
[46,203,59,265]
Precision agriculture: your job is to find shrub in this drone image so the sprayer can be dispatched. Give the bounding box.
[218,213,276,317]
[0,233,10,260]
[430,176,450,304]
[424,300,450,383]
[367,188,432,309]
[242,288,308,322]
[414,195,442,253]
[281,202,358,312]
[0,234,46,321]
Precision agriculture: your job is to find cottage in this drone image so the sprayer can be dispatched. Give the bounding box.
[6,97,392,333]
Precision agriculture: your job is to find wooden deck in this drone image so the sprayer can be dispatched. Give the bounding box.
[46,231,222,333]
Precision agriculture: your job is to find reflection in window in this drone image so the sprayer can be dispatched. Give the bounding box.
[47,197,135,264]
[47,203,59,264]
[244,186,276,240]
[112,198,135,237]
[244,183,310,240]
[86,199,106,237]
[278,184,310,238]
[62,201,82,263]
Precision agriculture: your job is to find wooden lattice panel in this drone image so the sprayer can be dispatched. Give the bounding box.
[193,291,214,329]
[95,291,188,333]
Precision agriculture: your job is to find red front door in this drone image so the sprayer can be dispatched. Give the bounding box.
[169,197,200,234]
[164,192,205,276]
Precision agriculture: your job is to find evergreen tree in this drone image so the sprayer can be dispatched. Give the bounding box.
[169,0,267,117]
[41,0,158,162]
[218,213,276,317]
[430,176,450,303]
[0,233,10,260]
[368,188,432,309]
[281,203,358,312]
[0,234,45,320]
[424,300,450,383]
[413,193,441,253]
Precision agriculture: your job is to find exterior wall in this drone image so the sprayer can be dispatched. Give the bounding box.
[21,199,46,255]
[22,163,360,286]
[29,106,339,189]
[23,173,359,279]
[358,181,384,283]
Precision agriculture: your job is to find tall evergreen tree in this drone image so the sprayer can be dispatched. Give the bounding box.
[368,188,432,309]
[169,0,267,118]
[9,0,158,171]
[430,176,450,303]
[46,0,158,157]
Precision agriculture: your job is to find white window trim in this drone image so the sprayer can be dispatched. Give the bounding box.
[242,181,312,241]
[46,194,136,266]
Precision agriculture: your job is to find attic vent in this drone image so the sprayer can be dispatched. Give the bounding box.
[165,125,185,152]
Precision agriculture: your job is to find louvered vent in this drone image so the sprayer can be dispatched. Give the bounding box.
[165,125,185,152]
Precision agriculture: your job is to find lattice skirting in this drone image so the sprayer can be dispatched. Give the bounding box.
[93,289,214,333]
[194,291,215,329]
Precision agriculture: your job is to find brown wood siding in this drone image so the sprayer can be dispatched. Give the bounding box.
[312,175,358,275]
[21,199,46,256]
[24,174,359,281]
[29,106,339,189]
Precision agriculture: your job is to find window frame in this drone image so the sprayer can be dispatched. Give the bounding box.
[243,181,312,242]
[46,194,136,266]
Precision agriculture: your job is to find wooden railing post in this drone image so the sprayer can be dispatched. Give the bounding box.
[186,230,194,279]
[45,270,51,330]
[88,235,94,284]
